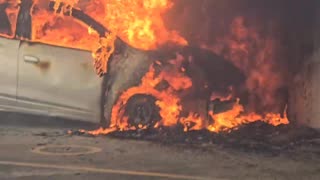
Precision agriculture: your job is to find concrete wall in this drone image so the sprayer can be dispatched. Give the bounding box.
[289,55,320,129]
[288,7,320,129]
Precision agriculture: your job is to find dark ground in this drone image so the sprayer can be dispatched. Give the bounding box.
[0,111,320,180]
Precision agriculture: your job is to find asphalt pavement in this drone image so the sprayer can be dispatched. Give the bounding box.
[0,112,319,180]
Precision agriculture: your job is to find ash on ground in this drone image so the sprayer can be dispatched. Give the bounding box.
[70,122,320,155]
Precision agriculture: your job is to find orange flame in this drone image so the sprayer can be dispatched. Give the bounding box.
[110,59,192,129]
[31,5,101,51]
[83,0,187,50]
[180,113,204,132]
[205,16,288,113]
[92,32,117,76]
[207,99,288,132]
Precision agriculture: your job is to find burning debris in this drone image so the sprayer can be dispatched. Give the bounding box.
[3,0,319,138]
[70,122,320,156]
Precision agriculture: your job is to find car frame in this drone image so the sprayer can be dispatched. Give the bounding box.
[0,2,104,123]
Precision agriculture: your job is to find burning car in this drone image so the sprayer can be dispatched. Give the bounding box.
[1,0,319,135]
[0,0,247,128]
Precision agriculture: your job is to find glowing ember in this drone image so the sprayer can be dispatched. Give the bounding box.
[180,113,204,132]
[81,127,118,136]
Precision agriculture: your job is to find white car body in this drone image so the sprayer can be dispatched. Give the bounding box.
[0,36,102,123]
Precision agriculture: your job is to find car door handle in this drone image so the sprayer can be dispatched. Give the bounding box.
[24,55,40,64]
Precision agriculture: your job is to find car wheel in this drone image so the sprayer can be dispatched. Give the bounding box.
[124,94,161,129]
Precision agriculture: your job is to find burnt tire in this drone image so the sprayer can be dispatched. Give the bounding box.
[100,74,160,128]
[124,94,161,128]
[99,45,154,128]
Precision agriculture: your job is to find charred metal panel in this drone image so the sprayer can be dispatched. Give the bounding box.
[101,46,153,126]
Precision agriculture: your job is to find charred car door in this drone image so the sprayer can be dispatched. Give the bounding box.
[0,3,20,110]
[16,2,102,122]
